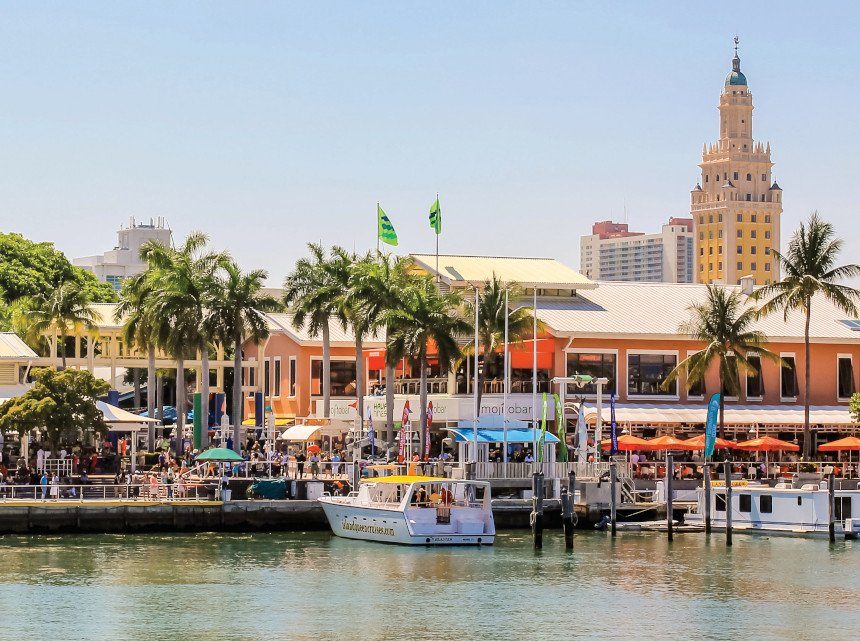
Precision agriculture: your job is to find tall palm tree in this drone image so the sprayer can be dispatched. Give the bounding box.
[22,279,98,368]
[664,284,781,439]
[353,252,413,452]
[752,212,860,458]
[209,259,280,453]
[116,271,159,448]
[337,249,375,424]
[462,275,537,411]
[387,274,470,457]
[142,232,224,457]
[283,243,347,419]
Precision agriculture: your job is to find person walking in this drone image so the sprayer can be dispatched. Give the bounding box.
[40,472,48,499]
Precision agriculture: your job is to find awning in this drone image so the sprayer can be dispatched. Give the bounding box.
[448,427,559,443]
[242,417,295,426]
[583,403,853,427]
[279,421,348,441]
[96,401,160,424]
[510,338,554,369]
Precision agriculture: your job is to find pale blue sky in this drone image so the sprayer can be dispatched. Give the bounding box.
[2,2,859,284]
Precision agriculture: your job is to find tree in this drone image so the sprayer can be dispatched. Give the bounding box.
[21,279,99,368]
[0,368,110,451]
[209,259,280,452]
[0,232,116,304]
[752,212,860,458]
[663,284,781,439]
[283,243,347,419]
[387,274,469,458]
[849,393,860,425]
[337,249,375,425]
[352,253,414,451]
[116,271,159,448]
[461,275,537,411]
[142,232,225,456]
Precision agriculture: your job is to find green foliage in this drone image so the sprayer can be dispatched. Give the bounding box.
[0,232,117,304]
[850,393,860,425]
[0,367,110,446]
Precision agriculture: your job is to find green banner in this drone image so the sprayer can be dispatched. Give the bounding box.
[193,393,202,450]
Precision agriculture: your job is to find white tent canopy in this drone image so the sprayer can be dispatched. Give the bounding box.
[279,421,347,441]
[583,403,853,427]
[97,401,160,425]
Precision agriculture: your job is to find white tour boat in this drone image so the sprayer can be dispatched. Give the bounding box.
[688,480,860,538]
[318,475,496,545]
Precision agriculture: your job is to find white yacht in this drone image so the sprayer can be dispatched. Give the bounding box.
[318,476,495,546]
[688,480,860,538]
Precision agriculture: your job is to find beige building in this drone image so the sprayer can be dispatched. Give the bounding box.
[691,40,782,285]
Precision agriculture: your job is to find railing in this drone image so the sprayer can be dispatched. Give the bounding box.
[390,378,449,395]
[472,461,613,480]
[626,459,860,480]
[0,483,219,502]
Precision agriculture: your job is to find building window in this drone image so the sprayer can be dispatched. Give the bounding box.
[709,215,713,223]
[700,215,704,224]
[739,494,752,512]
[718,245,723,254]
[273,357,281,397]
[746,355,764,398]
[751,246,757,255]
[836,496,853,521]
[709,247,713,255]
[751,214,757,223]
[746,173,752,181]
[106,275,124,292]
[737,214,743,222]
[838,356,855,399]
[264,358,271,397]
[761,195,765,202]
[718,214,723,222]
[765,215,771,223]
[718,262,723,270]
[699,232,704,241]
[246,358,256,397]
[699,264,704,272]
[718,230,723,238]
[628,353,677,396]
[716,493,726,512]
[737,262,743,271]
[751,262,757,271]
[311,360,358,397]
[567,352,617,395]
[733,172,739,180]
[709,263,713,271]
[700,248,704,256]
[705,176,709,183]
[765,263,771,272]
[751,230,757,239]
[737,230,743,238]
[781,355,799,398]
[289,356,297,397]
[760,495,773,513]
[765,247,771,255]
[746,194,751,201]
[761,173,767,181]
[709,231,713,239]
[737,245,743,254]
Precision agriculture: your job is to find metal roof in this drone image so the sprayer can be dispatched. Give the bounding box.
[410,254,596,289]
[265,313,386,346]
[583,403,852,427]
[0,333,37,359]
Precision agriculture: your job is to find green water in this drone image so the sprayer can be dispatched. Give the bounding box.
[0,530,857,641]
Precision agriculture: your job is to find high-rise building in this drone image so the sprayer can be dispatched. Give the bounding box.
[74,217,172,291]
[580,217,694,283]
[690,39,782,285]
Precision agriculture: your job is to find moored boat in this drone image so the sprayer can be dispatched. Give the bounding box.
[318,475,495,545]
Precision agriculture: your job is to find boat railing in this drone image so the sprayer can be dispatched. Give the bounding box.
[0,483,221,502]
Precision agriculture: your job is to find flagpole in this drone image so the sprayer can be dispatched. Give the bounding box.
[435,192,439,283]
[532,287,538,467]
[473,287,480,463]
[376,201,380,253]
[503,288,509,472]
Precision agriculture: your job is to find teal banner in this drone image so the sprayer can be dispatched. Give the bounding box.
[705,393,720,457]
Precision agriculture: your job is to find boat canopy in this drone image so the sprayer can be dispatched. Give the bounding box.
[447,427,559,444]
[369,476,451,484]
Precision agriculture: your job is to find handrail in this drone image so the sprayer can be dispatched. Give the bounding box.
[0,482,220,502]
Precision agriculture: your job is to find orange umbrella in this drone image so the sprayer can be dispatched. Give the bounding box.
[647,435,698,451]
[306,444,321,453]
[818,437,860,451]
[682,434,738,450]
[600,435,658,451]
[735,436,799,452]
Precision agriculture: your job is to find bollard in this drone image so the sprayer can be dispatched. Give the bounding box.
[704,463,712,535]
[666,454,674,542]
[724,460,733,547]
[564,471,576,550]
[610,463,617,537]
[531,472,544,549]
[828,471,836,544]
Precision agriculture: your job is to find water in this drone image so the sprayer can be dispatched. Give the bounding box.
[0,530,857,641]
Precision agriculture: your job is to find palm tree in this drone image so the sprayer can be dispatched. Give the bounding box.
[116,271,159,448]
[22,279,98,368]
[142,232,224,457]
[283,243,348,419]
[209,259,280,452]
[752,212,860,458]
[337,249,375,424]
[352,252,413,453]
[387,274,470,458]
[462,275,537,411]
[664,284,781,439]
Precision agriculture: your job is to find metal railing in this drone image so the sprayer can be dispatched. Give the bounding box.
[0,483,220,502]
[471,461,612,480]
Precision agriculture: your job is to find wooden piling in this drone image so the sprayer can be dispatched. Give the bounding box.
[609,463,617,537]
[666,454,674,542]
[724,460,732,547]
[828,471,836,544]
[562,471,575,550]
[532,472,544,549]
[703,463,712,535]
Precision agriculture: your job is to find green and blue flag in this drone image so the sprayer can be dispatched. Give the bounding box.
[429,198,441,234]
[378,205,398,246]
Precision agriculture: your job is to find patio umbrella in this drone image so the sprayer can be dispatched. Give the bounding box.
[306,444,321,454]
[735,436,800,473]
[682,434,738,450]
[195,447,243,462]
[818,436,860,451]
[600,435,658,451]
[647,435,698,451]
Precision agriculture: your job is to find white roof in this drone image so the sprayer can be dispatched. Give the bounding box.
[533,281,860,342]
[265,313,385,346]
[279,422,346,441]
[0,333,37,359]
[410,254,596,289]
[583,403,853,426]
[96,401,160,424]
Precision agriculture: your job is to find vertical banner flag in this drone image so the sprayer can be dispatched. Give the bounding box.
[706,393,721,458]
[429,199,441,234]
[378,205,398,246]
[425,401,433,461]
[398,401,410,463]
[367,405,375,461]
[577,401,588,463]
[554,394,567,462]
[538,392,548,462]
[610,390,618,456]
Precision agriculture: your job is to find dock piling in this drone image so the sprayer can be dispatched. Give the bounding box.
[666,454,674,542]
[531,472,544,549]
[562,471,575,550]
[703,463,711,535]
[828,471,836,544]
[609,463,617,537]
[724,460,732,547]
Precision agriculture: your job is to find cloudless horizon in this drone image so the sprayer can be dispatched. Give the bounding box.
[3,2,859,285]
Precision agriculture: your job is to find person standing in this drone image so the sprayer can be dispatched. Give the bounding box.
[40,472,48,499]
[296,452,306,479]
[50,473,60,500]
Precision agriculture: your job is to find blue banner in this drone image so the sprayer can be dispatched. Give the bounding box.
[367,406,375,460]
[538,393,548,463]
[706,393,721,458]
[610,390,618,455]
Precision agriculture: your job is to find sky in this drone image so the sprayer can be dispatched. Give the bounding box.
[2,2,859,286]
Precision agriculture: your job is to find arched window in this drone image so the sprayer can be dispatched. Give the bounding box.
[746,173,752,181]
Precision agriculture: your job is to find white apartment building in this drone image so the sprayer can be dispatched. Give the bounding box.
[74,217,172,291]
[580,218,694,283]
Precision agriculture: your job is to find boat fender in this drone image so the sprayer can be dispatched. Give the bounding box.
[594,515,611,530]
